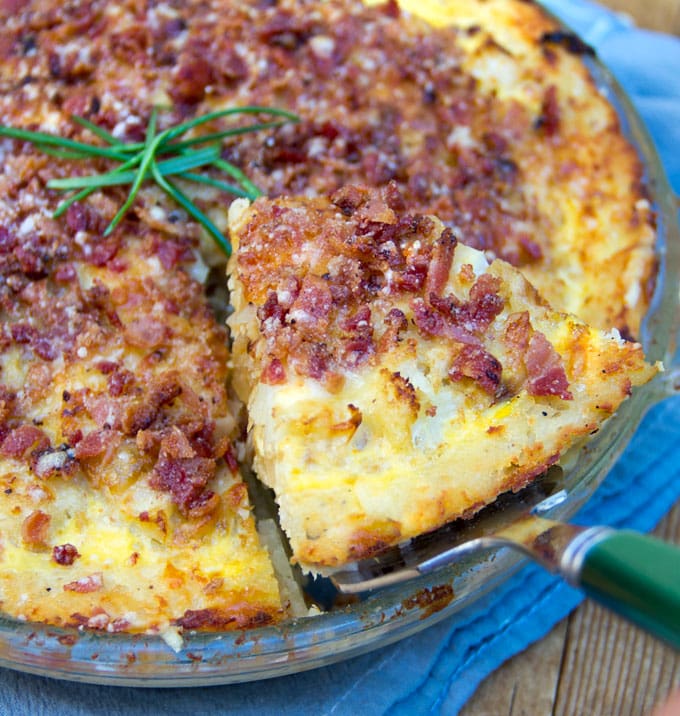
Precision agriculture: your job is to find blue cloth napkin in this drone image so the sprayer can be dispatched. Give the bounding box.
[1,2,678,714]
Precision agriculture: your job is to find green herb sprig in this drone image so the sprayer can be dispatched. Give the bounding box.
[0,106,299,255]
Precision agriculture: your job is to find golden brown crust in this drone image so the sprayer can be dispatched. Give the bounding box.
[0,0,655,332]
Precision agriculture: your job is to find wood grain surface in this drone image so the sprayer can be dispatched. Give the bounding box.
[461,502,680,716]
[598,0,680,35]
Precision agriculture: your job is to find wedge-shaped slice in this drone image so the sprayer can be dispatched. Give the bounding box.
[0,227,283,636]
[227,186,658,571]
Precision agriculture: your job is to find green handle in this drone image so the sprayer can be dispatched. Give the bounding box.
[579,530,680,649]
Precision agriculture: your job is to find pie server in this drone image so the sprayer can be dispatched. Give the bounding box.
[330,466,680,649]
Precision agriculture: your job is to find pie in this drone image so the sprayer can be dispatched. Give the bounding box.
[0,0,659,633]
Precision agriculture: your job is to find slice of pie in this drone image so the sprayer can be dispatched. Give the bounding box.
[227,185,658,570]
[0,212,284,637]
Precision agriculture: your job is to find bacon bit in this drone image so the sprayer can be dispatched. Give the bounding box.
[73,429,120,462]
[150,454,216,515]
[258,291,287,333]
[171,51,213,103]
[86,238,120,268]
[1,425,50,459]
[187,490,219,519]
[449,344,503,395]
[153,236,193,270]
[411,297,478,345]
[53,543,80,566]
[301,342,330,380]
[467,274,505,330]
[503,311,531,356]
[537,85,560,137]
[123,374,183,435]
[525,331,572,399]
[33,338,57,361]
[159,426,195,460]
[84,393,122,430]
[259,11,311,50]
[423,228,457,298]
[10,323,35,344]
[341,305,374,366]
[107,366,135,397]
[381,0,401,19]
[175,608,236,630]
[262,357,286,385]
[331,185,369,216]
[124,316,171,349]
[174,607,274,630]
[64,572,103,593]
[518,234,543,261]
[65,202,105,234]
[21,509,51,547]
[288,276,333,333]
[96,360,118,374]
[109,617,132,632]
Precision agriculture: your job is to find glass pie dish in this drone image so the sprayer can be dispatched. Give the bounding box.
[0,8,678,688]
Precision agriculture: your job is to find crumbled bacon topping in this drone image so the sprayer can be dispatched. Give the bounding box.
[21,509,51,547]
[53,543,80,566]
[449,344,503,395]
[525,331,572,399]
[64,572,103,593]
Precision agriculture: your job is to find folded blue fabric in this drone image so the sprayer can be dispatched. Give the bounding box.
[0,2,678,715]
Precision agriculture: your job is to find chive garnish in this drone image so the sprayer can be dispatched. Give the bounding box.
[0,106,299,255]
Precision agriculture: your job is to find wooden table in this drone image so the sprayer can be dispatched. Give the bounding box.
[461,504,680,716]
[462,3,679,713]
[597,0,680,35]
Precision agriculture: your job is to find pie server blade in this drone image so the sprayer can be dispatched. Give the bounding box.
[330,467,680,649]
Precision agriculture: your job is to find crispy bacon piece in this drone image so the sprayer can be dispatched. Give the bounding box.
[63,572,103,593]
[449,344,503,395]
[411,297,479,345]
[262,357,286,385]
[1,425,50,459]
[53,543,80,566]
[341,305,374,367]
[73,428,120,462]
[465,274,505,331]
[288,276,333,334]
[423,228,457,298]
[21,509,51,547]
[150,454,216,515]
[123,374,183,435]
[175,607,273,630]
[124,316,171,349]
[525,331,572,399]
